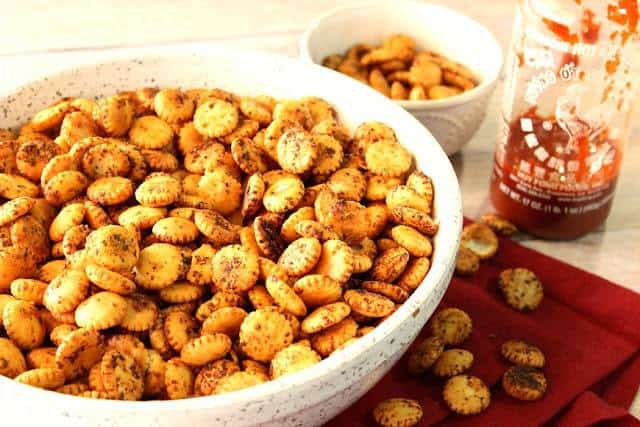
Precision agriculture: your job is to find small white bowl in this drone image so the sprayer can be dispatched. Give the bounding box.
[0,49,461,427]
[300,0,503,155]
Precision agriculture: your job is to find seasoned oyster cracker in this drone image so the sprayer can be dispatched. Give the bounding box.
[194,99,239,138]
[432,349,474,377]
[180,334,232,366]
[0,337,27,378]
[373,398,423,427]
[407,336,444,375]
[502,365,547,401]
[460,223,499,260]
[499,268,544,311]
[300,302,351,334]
[443,375,491,415]
[430,307,472,346]
[239,308,293,362]
[74,291,128,330]
[501,339,545,368]
[201,307,247,337]
[3,300,46,350]
[270,342,321,379]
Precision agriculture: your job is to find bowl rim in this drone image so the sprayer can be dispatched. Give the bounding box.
[0,48,462,413]
[299,0,504,110]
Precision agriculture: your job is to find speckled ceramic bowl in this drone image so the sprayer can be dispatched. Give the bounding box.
[0,49,461,427]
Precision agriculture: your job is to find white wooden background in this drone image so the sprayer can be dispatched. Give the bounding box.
[1,0,638,417]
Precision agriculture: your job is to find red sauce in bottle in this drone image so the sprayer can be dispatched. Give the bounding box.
[491,0,637,239]
[490,109,622,239]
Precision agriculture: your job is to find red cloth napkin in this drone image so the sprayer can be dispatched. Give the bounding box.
[327,222,640,426]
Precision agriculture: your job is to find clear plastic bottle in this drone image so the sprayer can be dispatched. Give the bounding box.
[490,0,639,239]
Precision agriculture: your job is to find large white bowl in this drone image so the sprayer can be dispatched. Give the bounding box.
[300,0,503,155]
[0,49,461,427]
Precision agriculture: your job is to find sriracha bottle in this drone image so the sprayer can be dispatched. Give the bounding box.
[491,0,639,239]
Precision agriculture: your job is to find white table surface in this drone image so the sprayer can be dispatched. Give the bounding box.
[1,0,638,419]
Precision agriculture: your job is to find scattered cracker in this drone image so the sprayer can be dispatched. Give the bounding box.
[443,375,491,415]
[432,349,474,377]
[455,246,480,276]
[480,213,518,236]
[430,308,472,346]
[407,336,444,375]
[498,268,544,311]
[460,223,499,260]
[373,398,423,427]
[502,365,547,401]
[501,340,545,368]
